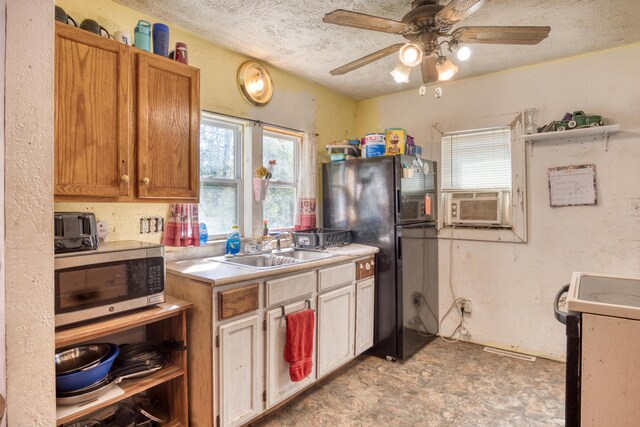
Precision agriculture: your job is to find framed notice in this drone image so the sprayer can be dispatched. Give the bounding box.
[548,164,597,207]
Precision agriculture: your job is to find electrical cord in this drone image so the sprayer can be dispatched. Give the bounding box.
[439,224,466,343]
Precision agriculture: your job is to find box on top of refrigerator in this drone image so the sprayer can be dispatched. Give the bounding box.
[385,128,406,155]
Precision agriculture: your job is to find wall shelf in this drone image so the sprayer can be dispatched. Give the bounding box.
[522,124,620,156]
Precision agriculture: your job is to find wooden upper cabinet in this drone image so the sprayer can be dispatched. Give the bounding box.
[137,54,200,201]
[54,23,132,198]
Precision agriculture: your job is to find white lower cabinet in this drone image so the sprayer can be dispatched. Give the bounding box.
[355,278,375,356]
[317,284,355,378]
[265,298,316,408]
[218,314,262,427]
[214,259,375,426]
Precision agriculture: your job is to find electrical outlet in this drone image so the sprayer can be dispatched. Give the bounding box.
[458,298,472,314]
[140,218,150,234]
[629,199,640,217]
[463,300,472,314]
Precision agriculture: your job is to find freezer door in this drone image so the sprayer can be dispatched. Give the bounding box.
[322,157,399,359]
[397,223,438,359]
[395,155,437,225]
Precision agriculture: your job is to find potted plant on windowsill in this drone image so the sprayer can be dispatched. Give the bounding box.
[253,160,276,201]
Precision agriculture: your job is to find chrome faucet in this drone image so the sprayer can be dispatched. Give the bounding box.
[260,232,292,251]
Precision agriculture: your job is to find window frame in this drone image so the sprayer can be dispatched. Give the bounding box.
[199,113,244,240]
[262,127,301,231]
[437,113,528,243]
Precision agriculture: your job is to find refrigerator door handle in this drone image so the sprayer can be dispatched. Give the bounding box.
[396,189,401,217]
[397,235,402,259]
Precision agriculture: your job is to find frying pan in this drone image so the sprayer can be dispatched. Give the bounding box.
[56,344,119,393]
[55,343,111,376]
[56,362,163,406]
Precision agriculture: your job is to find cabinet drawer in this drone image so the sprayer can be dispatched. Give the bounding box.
[266,272,316,307]
[355,258,375,281]
[218,283,259,321]
[318,263,355,292]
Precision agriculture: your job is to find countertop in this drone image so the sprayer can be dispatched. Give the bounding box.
[166,244,379,287]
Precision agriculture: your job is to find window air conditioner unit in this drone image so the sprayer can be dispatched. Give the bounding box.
[444,190,511,227]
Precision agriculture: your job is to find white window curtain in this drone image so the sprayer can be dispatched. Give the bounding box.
[441,127,512,190]
[294,131,317,230]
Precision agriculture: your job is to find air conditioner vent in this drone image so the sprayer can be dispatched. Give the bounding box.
[452,192,475,199]
[475,192,499,198]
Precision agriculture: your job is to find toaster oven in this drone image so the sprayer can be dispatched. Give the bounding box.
[55,240,165,327]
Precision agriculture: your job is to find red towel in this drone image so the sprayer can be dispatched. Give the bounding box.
[283,309,314,382]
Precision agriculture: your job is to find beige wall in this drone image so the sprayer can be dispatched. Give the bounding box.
[5,0,55,424]
[55,0,358,248]
[357,44,640,360]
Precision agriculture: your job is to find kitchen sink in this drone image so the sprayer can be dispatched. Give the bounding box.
[212,249,336,270]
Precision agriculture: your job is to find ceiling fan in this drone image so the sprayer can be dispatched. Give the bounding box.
[323,0,551,83]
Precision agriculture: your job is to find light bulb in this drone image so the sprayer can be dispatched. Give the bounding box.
[435,56,458,81]
[456,46,471,61]
[248,76,265,94]
[390,64,411,83]
[398,43,423,67]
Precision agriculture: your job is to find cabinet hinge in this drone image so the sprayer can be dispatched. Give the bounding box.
[216,335,220,348]
[216,415,220,427]
[262,390,266,402]
[263,319,266,331]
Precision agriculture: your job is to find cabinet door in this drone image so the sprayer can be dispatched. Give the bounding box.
[218,315,261,427]
[265,299,315,408]
[355,278,375,356]
[137,54,200,201]
[54,23,132,198]
[317,285,355,378]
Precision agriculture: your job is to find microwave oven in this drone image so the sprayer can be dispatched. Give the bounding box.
[55,240,165,327]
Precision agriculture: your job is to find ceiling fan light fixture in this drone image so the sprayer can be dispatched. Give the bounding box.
[390,63,412,83]
[435,56,458,81]
[399,42,423,67]
[448,40,471,61]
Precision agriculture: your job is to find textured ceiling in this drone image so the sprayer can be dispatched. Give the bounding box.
[115,0,640,100]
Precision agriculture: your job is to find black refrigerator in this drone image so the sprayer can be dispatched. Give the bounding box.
[323,154,439,361]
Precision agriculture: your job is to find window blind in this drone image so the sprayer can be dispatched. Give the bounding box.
[441,127,512,190]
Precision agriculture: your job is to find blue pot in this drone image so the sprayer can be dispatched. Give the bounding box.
[56,344,119,393]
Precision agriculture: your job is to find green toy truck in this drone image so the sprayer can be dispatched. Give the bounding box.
[555,111,604,131]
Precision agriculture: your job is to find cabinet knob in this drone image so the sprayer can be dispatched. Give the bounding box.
[142,177,150,185]
[365,263,371,271]
[120,174,130,183]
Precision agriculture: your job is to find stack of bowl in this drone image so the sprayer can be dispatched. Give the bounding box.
[55,343,120,403]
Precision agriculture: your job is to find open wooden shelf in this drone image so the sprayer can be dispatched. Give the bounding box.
[55,296,192,426]
[55,296,193,347]
[56,365,184,425]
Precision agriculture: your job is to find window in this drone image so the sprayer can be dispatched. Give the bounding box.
[441,126,513,229]
[441,127,512,191]
[199,113,242,238]
[262,130,300,230]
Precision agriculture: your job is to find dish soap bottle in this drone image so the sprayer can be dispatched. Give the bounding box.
[199,223,208,246]
[226,225,241,255]
[263,219,269,237]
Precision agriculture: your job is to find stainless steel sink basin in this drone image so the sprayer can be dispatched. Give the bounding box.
[212,249,335,270]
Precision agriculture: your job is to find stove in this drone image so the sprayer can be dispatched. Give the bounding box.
[556,272,640,427]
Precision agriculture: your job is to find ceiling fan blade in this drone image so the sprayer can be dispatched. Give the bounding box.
[323,9,411,34]
[421,54,438,84]
[451,26,551,45]
[330,43,405,75]
[435,0,489,26]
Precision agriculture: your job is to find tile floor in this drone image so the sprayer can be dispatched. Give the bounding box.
[251,340,565,427]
